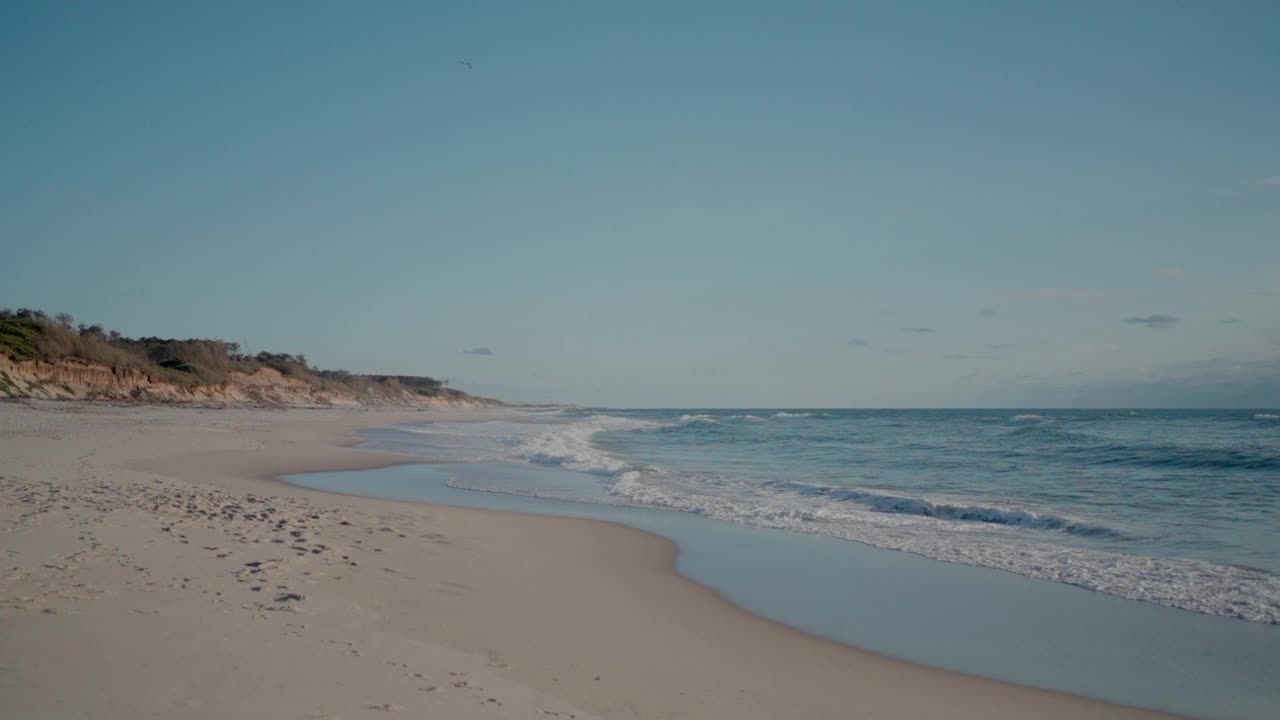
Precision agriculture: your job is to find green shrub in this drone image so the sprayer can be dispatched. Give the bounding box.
[0,308,477,403]
[0,318,42,360]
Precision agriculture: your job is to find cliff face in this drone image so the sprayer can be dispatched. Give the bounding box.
[0,356,494,408]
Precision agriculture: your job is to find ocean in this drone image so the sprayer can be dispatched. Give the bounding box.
[372,408,1280,624]
[284,408,1280,719]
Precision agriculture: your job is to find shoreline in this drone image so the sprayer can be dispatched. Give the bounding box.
[1,401,1175,718]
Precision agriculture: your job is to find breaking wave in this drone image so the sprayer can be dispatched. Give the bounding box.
[490,412,1280,623]
[768,481,1131,539]
[609,467,1280,624]
[507,415,660,475]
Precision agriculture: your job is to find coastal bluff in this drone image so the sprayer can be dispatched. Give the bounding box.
[0,309,496,408]
[0,355,493,407]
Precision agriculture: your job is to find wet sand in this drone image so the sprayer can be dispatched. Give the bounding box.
[0,401,1173,719]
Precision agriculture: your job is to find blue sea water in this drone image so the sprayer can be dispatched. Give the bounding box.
[284,408,1280,719]
[373,408,1280,624]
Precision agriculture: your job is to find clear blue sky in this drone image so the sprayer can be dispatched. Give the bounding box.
[3,1,1278,407]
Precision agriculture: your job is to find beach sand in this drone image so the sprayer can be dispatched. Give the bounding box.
[0,401,1173,719]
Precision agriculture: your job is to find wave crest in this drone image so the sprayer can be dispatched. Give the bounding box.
[608,471,1280,624]
[449,409,1280,625]
[507,416,659,475]
[772,482,1129,538]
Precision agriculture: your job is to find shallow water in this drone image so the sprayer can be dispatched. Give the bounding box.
[375,408,1280,624]
[281,408,1280,719]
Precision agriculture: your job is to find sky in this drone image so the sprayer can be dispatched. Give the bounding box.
[3,1,1279,407]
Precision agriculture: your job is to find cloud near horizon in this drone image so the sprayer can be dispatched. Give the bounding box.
[848,337,871,347]
[460,347,495,356]
[901,327,936,334]
[1124,314,1179,329]
[980,308,997,316]
[1151,267,1186,279]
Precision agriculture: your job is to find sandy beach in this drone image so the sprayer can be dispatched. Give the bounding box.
[0,401,1173,719]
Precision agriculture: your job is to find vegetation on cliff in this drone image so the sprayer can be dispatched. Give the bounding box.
[0,308,488,404]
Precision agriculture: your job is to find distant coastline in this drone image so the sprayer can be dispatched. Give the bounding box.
[0,307,498,407]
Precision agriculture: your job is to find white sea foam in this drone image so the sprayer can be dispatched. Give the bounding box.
[1011,413,1048,422]
[1255,413,1279,421]
[507,415,660,475]
[772,481,1128,538]
[393,411,1280,625]
[609,469,1280,624]
[678,414,722,425]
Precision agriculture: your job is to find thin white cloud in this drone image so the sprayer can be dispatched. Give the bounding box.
[1257,176,1280,187]
[1151,267,1185,279]
[460,347,495,356]
[1006,288,1133,302]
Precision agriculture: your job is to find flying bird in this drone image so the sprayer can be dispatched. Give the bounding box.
[457,60,472,69]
